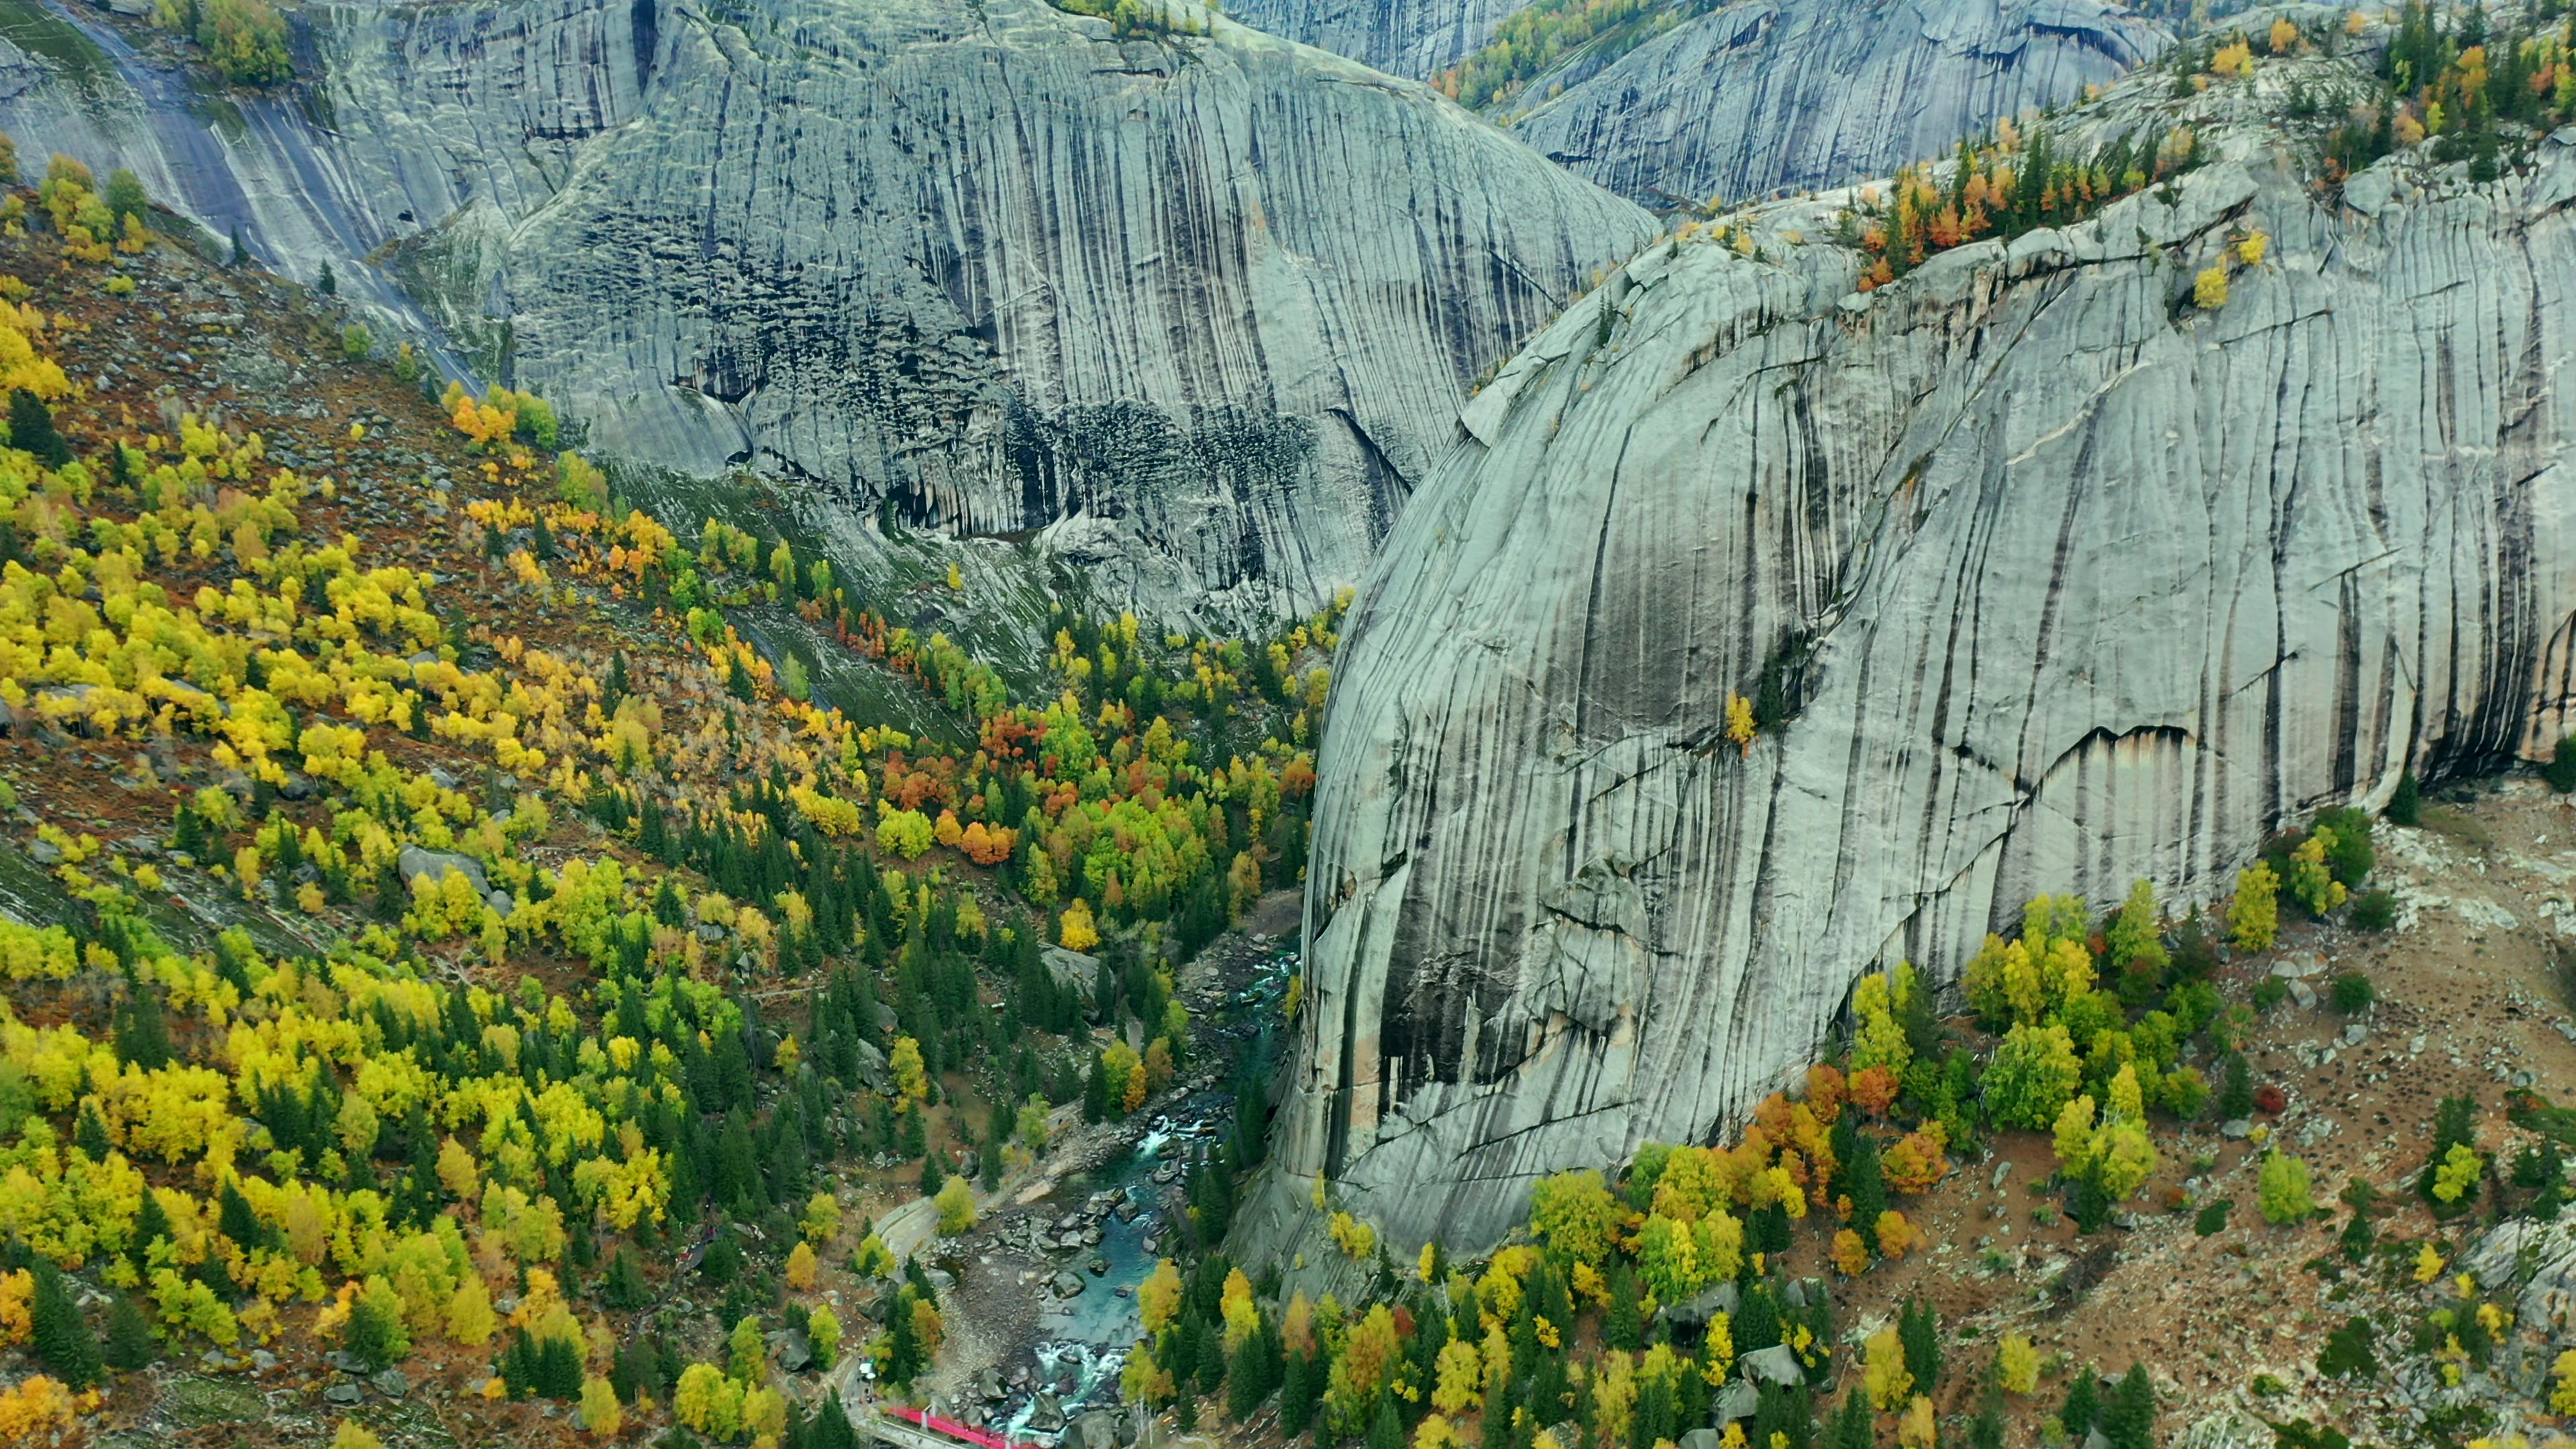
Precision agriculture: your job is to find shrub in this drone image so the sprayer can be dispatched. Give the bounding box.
[1982,1022,2082,1130]
[195,0,292,85]
[2418,1094,2480,1210]
[2348,889,2396,932]
[2230,861,2279,952]
[2258,1150,2314,1224]
[103,167,147,228]
[341,322,372,360]
[2217,1053,2253,1120]
[2330,971,2375,1012]
[2552,737,2576,793]
[2312,807,2375,886]
[2387,769,2420,825]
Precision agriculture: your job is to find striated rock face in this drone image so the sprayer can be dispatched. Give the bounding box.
[0,0,1650,624]
[1252,86,2576,1254]
[1220,0,1526,78]
[1510,0,2167,206]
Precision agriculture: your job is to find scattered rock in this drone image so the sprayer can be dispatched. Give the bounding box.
[1739,1344,1803,1386]
[1052,1269,1087,1297]
[325,1381,364,1405]
[396,843,488,895]
[370,1367,410,1399]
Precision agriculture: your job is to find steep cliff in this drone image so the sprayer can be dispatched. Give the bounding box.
[1220,0,1527,78]
[1508,0,2168,206]
[1253,59,2576,1254]
[0,0,1651,625]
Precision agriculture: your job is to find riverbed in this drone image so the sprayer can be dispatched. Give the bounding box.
[919,922,1296,1442]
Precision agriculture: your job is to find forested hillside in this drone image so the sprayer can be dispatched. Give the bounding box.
[0,150,1326,1446]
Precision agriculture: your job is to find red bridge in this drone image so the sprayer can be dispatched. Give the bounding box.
[883,1404,1028,1449]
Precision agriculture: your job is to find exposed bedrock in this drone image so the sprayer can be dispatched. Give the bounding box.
[1510,0,2170,207]
[1250,117,2576,1256]
[0,0,1652,625]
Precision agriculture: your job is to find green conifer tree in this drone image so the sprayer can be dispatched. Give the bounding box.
[102,1291,156,1370]
[29,1260,101,1387]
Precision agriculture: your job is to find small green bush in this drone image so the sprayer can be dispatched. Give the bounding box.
[341,322,372,360]
[2386,769,2420,825]
[2549,736,2576,793]
[2258,1149,2315,1224]
[2347,888,2396,932]
[2330,971,2376,1012]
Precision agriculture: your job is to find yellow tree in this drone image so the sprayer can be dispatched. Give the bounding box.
[1138,1260,1185,1335]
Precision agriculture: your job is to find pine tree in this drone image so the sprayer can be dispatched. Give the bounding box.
[9,388,69,467]
[1830,1385,1875,1449]
[1605,1263,1641,1350]
[345,1287,408,1371]
[2218,1053,2254,1120]
[1845,1135,1888,1250]
[716,1110,766,1217]
[886,1287,924,1387]
[229,227,250,267]
[2101,1363,2155,1449]
[1280,1349,1317,1436]
[813,1394,862,1449]
[74,1103,112,1159]
[218,1180,271,1251]
[1367,1395,1402,1449]
[29,1261,101,1388]
[114,979,171,1069]
[1897,1297,1940,1391]
[317,260,337,295]
[2059,1372,2100,1440]
[103,1291,156,1370]
[601,1248,651,1309]
[132,1188,170,1260]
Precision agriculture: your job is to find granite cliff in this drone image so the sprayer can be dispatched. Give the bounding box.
[1252,56,2576,1254]
[0,0,1651,624]
[1220,0,1529,78]
[1210,0,2167,208]
[1508,0,2169,206]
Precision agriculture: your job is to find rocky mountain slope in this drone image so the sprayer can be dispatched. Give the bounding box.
[1219,0,1530,78]
[0,0,1650,626]
[1507,0,2169,206]
[1212,0,2166,207]
[1252,47,2576,1253]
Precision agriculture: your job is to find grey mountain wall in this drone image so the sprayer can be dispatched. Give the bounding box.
[1509,0,2169,206]
[0,0,1652,625]
[1248,70,2576,1256]
[1219,0,1527,78]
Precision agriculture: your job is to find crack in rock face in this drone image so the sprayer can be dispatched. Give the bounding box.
[1250,116,2576,1258]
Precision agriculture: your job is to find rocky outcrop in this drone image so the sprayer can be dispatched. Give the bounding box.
[0,0,1649,626]
[1509,0,2168,206]
[1251,67,2576,1254]
[1218,0,1525,78]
